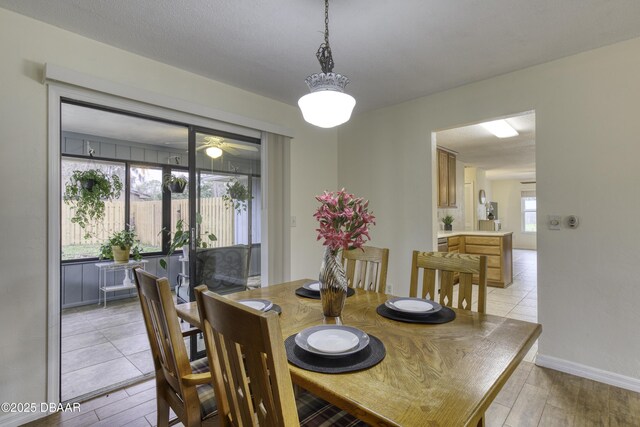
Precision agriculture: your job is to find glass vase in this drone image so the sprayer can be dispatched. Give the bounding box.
[319,247,348,318]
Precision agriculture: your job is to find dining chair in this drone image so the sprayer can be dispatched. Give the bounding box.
[194,285,369,426]
[194,245,251,295]
[133,268,218,427]
[409,251,487,313]
[342,246,390,293]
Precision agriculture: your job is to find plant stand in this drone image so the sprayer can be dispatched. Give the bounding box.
[95,259,149,308]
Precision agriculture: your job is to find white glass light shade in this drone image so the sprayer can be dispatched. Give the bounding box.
[298,89,356,128]
[205,146,223,158]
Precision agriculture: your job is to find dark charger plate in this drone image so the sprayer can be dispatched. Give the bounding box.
[285,334,385,374]
[376,304,456,324]
[295,286,355,299]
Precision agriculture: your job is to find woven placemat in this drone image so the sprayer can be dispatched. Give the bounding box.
[376,304,456,324]
[285,333,385,373]
[295,287,355,300]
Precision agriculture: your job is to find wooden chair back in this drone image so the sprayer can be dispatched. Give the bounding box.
[342,246,390,293]
[195,286,300,427]
[409,251,487,313]
[133,268,205,426]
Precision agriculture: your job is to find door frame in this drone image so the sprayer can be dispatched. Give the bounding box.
[47,80,289,403]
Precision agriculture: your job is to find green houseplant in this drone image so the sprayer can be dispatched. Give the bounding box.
[163,174,188,193]
[159,216,217,269]
[222,179,252,211]
[99,228,143,262]
[442,215,454,231]
[64,169,123,237]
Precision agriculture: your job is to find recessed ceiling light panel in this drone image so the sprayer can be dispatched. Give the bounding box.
[480,120,519,138]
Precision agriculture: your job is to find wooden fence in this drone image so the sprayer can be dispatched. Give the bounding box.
[61,198,235,247]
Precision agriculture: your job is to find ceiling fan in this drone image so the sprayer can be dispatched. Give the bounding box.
[197,136,258,159]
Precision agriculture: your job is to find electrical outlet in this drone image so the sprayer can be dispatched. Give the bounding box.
[386,283,394,295]
[290,216,297,227]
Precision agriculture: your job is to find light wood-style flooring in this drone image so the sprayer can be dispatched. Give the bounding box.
[37,251,640,426]
[25,360,640,427]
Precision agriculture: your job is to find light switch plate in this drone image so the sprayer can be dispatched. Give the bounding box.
[548,215,561,230]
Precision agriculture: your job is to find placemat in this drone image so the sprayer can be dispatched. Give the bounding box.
[269,304,282,315]
[376,304,456,324]
[295,287,355,299]
[285,334,385,373]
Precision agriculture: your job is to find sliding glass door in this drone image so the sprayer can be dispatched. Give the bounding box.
[186,128,261,355]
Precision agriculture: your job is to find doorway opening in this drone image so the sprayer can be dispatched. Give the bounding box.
[432,111,538,360]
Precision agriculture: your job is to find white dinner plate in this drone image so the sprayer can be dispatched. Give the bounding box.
[295,325,369,357]
[238,299,274,312]
[302,281,321,292]
[385,297,442,314]
[307,329,359,354]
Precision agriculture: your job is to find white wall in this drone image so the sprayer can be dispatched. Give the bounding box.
[339,36,640,384]
[0,8,336,422]
[491,180,537,249]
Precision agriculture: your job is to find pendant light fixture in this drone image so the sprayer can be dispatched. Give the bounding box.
[298,0,355,128]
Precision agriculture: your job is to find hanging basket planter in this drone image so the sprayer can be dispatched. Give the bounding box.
[169,180,187,193]
[222,179,252,211]
[163,174,188,194]
[80,179,96,191]
[63,169,123,237]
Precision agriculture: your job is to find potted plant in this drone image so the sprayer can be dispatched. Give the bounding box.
[163,174,188,193]
[442,215,454,231]
[99,228,143,262]
[64,169,123,237]
[159,216,217,269]
[222,178,252,211]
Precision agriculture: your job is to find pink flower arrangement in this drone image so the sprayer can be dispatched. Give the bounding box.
[313,189,376,255]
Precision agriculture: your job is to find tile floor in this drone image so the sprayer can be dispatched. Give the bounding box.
[61,276,262,401]
[61,297,154,401]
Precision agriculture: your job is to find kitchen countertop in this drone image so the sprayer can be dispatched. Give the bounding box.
[437,230,513,238]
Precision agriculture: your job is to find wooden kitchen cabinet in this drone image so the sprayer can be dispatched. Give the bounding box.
[447,236,460,253]
[463,234,513,288]
[437,148,457,208]
[442,233,513,288]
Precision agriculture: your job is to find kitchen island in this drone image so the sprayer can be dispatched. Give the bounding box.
[437,231,513,288]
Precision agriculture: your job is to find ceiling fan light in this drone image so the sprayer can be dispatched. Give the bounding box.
[205,146,223,158]
[298,89,356,128]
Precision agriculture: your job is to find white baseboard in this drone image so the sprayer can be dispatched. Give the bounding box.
[536,354,640,393]
[0,410,47,427]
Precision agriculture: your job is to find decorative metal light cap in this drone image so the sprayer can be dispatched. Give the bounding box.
[298,0,356,128]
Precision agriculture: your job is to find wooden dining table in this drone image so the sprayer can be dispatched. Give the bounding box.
[175,279,541,427]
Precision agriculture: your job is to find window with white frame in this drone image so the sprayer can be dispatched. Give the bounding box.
[521,190,537,233]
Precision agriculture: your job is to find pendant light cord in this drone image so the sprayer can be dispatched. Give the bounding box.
[316,0,335,73]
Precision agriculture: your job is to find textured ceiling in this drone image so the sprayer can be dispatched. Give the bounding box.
[436,112,535,181]
[3,1,640,114]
